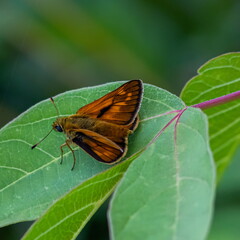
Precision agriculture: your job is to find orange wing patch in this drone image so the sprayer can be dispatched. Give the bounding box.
[76,80,143,125]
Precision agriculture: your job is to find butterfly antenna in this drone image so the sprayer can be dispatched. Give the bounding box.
[31,128,54,149]
[50,97,60,117]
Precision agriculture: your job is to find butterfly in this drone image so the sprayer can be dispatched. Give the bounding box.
[32,80,143,170]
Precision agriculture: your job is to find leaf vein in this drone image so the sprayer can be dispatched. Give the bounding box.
[210,117,240,140]
[0,166,28,174]
[208,101,240,119]
[190,77,240,102]
[34,203,96,240]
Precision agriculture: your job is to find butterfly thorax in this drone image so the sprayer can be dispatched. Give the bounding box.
[53,115,130,141]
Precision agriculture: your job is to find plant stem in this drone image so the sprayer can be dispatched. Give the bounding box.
[191,91,240,110]
[150,91,240,148]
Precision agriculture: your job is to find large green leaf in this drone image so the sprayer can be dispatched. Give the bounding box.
[109,108,215,240]
[180,52,240,179]
[0,81,184,227]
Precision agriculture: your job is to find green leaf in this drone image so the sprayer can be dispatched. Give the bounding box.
[20,84,188,240]
[0,81,184,227]
[109,108,215,240]
[180,52,240,179]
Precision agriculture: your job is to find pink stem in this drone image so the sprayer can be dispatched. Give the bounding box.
[148,113,180,146]
[191,90,240,110]
[143,91,240,149]
[174,107,188,143]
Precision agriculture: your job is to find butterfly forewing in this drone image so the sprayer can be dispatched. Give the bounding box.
[76,80,143,125]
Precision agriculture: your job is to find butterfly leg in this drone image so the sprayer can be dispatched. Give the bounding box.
[60,140,76,170]
[60,143,65,165]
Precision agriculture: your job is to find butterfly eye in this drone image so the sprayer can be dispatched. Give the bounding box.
[55,125,63,132]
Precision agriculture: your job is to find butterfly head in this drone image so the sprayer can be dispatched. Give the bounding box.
[52,118,64,133]
[31,97,66,150]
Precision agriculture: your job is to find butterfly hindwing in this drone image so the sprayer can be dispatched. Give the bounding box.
[76,80,143,125]
[72,129,127,164]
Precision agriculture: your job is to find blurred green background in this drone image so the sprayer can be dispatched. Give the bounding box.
[0,0,239,239]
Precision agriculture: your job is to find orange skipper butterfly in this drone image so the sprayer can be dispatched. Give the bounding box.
[32,80,143,170]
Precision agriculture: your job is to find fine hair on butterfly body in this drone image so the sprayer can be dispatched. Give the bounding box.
[32,80,143,170]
